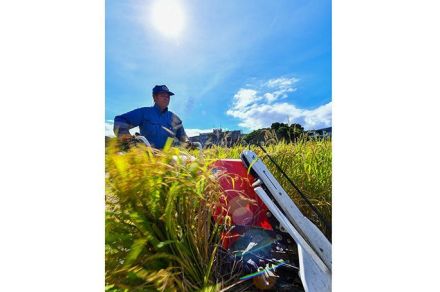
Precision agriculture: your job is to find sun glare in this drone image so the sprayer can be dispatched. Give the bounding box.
[151,0,185,39]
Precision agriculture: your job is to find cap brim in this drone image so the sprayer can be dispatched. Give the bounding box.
[157,90,175,96]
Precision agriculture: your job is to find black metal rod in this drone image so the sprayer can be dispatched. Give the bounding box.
[257,144,332,237]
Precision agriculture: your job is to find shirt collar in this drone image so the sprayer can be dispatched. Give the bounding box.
[153,103,168,114]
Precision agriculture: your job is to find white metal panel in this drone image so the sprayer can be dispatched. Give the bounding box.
[242,150,332,270]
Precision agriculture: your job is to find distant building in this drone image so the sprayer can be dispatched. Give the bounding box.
[306,127,332,139]
[189,129,243,147]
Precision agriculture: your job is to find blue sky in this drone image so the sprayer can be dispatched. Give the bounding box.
[106,0,331,137]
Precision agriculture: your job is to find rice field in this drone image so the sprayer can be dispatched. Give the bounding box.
[105,138,331,291]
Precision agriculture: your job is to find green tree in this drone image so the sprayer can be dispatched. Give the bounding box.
[271,122,282,131]
[245,123,305,144]
[290,123,304,133]
[288,123,304,142]
[243,129,265,144]
[276,126,289,142]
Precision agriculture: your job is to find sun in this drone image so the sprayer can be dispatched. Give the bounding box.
[151,0,185,39]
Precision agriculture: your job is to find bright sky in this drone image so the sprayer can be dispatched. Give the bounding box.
[106,0,331,137]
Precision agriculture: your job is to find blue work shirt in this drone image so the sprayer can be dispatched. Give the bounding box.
[113,104,188,149]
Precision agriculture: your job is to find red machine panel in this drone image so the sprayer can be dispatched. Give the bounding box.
[211,159,272,248]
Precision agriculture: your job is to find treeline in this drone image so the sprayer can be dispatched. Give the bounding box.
[243,122,305,144]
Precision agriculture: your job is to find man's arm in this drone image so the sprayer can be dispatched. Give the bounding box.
[174,120,201,149]
[114,108,145,138]
[171,113,189,143]
[176,125,189,143]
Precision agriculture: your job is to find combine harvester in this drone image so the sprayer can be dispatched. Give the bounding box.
[132,135,332,291]
[212,150,331,291]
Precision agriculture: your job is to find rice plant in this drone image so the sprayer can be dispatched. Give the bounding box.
[105,137,332,291]
[106,139,225,291]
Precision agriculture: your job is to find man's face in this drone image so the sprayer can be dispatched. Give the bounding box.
[153,92,170,111]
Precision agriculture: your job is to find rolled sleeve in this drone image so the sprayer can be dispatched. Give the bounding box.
[171,113,188,142]
[113,108,145,137]
[176,125,188,142]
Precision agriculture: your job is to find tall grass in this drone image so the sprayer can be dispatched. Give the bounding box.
[105,138,332,291]
[106,140,224,291]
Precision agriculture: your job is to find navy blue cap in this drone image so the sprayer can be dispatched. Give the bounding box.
[152,85,175,96]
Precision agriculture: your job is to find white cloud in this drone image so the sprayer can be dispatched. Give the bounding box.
[263,77,298,101]
[105,120,139,137]
[229,79,299,112]
[185,128,217,137]
[105,121,115,137]
[230,89,261,109]
[226,77,331,130]
[263,93,276,103]
[302,102,332,129]
[265,77,299,89]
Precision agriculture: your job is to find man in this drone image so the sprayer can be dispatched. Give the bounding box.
[113,85,190,149]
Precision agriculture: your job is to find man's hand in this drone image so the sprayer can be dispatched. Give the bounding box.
[118,134,132,141]
[117,134,135,151]
[186,141,202,150]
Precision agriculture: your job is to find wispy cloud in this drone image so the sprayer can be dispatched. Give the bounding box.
[226,77,331,130]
